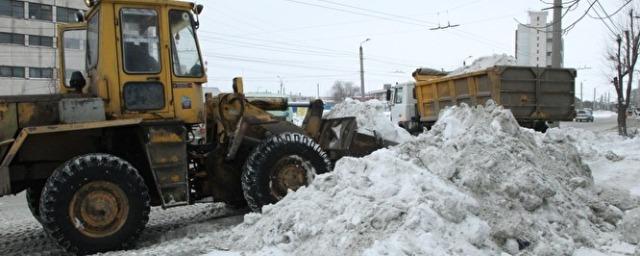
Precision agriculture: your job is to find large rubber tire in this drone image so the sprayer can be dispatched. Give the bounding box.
[241,132,331,212]
[39,154,150,255]
[26,182,45,223]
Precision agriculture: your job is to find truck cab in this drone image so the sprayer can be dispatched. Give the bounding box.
[388,82,419,131]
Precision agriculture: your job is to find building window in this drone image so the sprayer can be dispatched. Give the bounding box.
[29,67,53,78]
[56,7,78,23]
[29,2,52,21]
[0,32,24,45]
[547,52,552,56]
[28,35,53,47]
[0,0,24,18]
[0,66,25,78]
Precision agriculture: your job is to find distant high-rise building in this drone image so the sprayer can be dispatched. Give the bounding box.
[515,11,563,67]
[0,0,86,95]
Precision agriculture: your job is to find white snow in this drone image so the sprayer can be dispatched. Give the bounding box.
[82,101,640,256]
[323,98,412,143]
[592,110,617,119]
[447,54,517,77]
[555,127,640,196]
[196,101,639,256]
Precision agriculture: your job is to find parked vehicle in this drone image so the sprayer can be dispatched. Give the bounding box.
[575,109,594,122]
[388,66,576,133]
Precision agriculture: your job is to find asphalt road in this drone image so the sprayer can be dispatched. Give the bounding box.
[0,193,244,256]
[561,114,640,133]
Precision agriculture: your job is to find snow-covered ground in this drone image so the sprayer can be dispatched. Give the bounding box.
[1,102,640,256]
[592,110,617,119]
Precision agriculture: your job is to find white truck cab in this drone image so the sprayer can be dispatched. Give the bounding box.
[388,82,418,130]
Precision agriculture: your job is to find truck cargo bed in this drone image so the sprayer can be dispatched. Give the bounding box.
[414,66,576,125]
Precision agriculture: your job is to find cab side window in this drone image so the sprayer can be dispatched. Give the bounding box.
[120,8,160,73]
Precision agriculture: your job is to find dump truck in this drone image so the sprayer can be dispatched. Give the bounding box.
[0,1,385,254]
[388,66,577,132]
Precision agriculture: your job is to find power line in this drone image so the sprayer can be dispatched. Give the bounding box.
[280,0,431,27]
[591,0,633,20]
[313,0,437,25]
[586,0,620,35]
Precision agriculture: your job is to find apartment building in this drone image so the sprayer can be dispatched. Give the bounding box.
[0,0,86,95]
[515,11,564,67]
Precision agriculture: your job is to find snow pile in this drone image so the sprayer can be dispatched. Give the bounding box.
[592,110,617,119]
[553,127,640,197]
[209,102,634,255]
[448,54,517,77]
[324,98,412,143]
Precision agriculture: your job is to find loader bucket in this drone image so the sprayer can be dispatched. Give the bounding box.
[316,117,387,161]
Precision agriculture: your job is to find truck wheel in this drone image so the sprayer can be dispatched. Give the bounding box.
[26,182,45,223]
[242,133,331,212]
[39,154,150,255]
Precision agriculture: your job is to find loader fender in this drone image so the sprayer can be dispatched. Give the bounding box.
[0,118,143,196]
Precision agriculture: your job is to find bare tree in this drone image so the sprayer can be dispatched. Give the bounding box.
[330,80,358,102]
[607,9,640,136]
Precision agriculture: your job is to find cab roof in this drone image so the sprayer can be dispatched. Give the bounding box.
[86,0,195,15]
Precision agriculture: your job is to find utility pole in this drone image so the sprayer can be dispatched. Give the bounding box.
[551,0,563,68]
[593,88,596,110]
[580,81,583,108]
[359,38,371,98]
[316,83,320,99]
[277,76,284,95]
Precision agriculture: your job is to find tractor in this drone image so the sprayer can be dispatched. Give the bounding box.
[0,0,384,254]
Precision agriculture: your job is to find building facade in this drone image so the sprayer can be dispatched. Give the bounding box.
[515,11,563,67]
[0,0,86,95]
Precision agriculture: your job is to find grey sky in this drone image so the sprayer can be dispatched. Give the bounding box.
[196,0,628,100]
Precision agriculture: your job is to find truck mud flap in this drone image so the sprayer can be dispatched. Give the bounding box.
[140,123,190,208]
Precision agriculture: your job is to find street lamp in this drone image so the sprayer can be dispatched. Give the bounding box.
[359,38,371,98]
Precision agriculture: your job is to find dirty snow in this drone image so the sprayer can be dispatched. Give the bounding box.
[194,102,639,256]
[447,54,517,77]
[323,98,412,143]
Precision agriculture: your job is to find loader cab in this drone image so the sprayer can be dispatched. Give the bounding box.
[57,0,206,124]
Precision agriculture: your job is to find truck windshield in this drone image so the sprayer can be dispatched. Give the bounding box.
[63,29,87,87]
[169,10,203,77]
[394,87,403,104]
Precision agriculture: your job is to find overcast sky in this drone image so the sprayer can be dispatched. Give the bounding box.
[196,0,630,100]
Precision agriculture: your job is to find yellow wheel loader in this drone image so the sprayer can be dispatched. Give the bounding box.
[0,1,386,254]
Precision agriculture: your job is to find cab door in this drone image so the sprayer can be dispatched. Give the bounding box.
[56,23,86,94]
[115,4,174,119]
[167,9,206,124]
